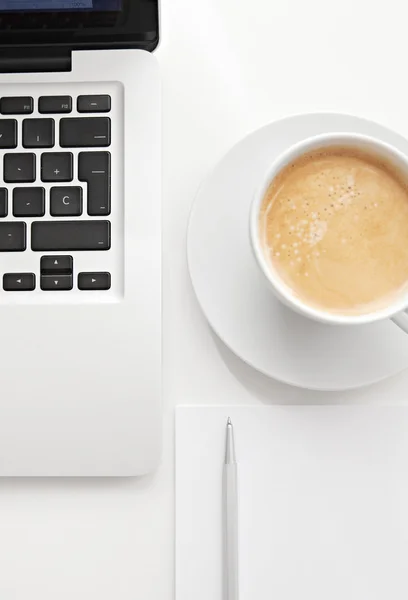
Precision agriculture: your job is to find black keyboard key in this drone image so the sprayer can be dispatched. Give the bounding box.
[39,96,72,114]
[77,95,111,113]
[60,117,111,148]
[41,255,73,274]
[0,97,33,115]
[3,273,35,291]
[0,222,26,251]
[4,153,35,183]
[0,119,17,148]
[41,274,73,291]
[41,153,73,182]
[0,189,8,217]
[50,186,82,216]
[23,118,54,149]
[78,272,111,291]
[13,187,45,217]
[78,152,111,216]
[32,220,111,251]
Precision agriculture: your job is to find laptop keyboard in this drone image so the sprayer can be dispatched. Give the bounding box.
[0,89,121,298]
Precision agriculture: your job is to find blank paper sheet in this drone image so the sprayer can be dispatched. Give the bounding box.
[176,406,408,600]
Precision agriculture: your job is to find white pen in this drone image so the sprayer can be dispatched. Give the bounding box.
[223,417,239,600]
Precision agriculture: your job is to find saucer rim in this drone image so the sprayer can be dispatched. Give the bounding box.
[187,111,408,391]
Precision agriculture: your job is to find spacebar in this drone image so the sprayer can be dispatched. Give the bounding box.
[32,221,111,251]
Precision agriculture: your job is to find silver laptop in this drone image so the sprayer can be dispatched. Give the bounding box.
[0,0,161,475]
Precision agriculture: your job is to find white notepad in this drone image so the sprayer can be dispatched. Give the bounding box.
[176,406,408,600]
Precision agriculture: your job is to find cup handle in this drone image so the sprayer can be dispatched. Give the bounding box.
[392,311,408,333]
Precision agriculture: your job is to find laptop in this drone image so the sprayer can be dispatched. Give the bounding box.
[0,0,161,475]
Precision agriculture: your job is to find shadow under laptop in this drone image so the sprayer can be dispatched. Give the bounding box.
[0,473,158,491]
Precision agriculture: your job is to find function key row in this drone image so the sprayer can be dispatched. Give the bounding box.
[0,95,111,116]
[0,117,111,149]
[3,272,111,292]
[0,221,111,252]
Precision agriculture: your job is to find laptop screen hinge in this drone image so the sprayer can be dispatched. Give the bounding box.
[0,47,72,74]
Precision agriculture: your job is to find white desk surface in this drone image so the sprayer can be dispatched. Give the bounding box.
[3,0,408,598]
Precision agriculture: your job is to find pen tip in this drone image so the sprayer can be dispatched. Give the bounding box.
[227,417,232,426]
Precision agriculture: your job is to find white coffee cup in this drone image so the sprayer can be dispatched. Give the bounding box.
[250,132,408,333]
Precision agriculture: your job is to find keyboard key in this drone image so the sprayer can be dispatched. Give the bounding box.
[60,117,111,148]
[13,187,45,217]
[0,97,33,115]
[3,273,35,291]
[41,274,73,291]
[39,96,72,114]
[50,186,82,216]
[0,189,8,217]
[41,153,73,182]
[0,119,17,148]
[78,152,111,216]
[77,95,111,113]
[41,255,73,274]
[0,222,26,251]
[23,118,55,149]
[78,272,111,291]
[32,220,111,251]
[4,153,35,183]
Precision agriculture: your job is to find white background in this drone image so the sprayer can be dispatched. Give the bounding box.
[3,0,408,598]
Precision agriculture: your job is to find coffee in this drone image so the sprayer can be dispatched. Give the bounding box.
[259,146,408,314]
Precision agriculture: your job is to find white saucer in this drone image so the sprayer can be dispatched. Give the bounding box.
[187,113,408,391]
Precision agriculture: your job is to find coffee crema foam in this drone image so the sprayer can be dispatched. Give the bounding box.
[259,146,408,315]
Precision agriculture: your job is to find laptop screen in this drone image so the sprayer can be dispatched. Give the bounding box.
[0,0,158,51]
[0,0,122,9]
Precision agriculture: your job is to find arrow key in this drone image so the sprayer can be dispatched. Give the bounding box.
[3,273,35,291]
[41,274,72,291]
[78,272,111,291]
[41,255,73,274]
